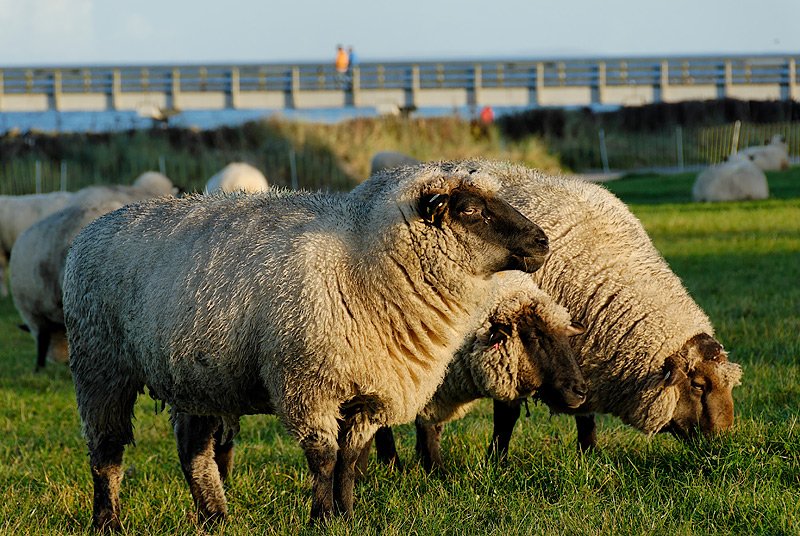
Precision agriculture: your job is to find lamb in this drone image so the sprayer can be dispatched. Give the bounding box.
[363,271,586,472]
[10,171,178,370]
[370,151,420,175]
[204,162,269,193]
[0,191,74,297]
[692,158,769,202]
[375,161,742,466]
[62,161,550,530]
[731,134,790,171]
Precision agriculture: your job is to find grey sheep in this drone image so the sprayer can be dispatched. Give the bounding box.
[369,151,420,176]
[204,162,269,194]
[9,172,178,370]
[63,161,549,530]
[0,191,74,297]
[363,271,587,472]
[692,159,769,202]
[376,161,743,465]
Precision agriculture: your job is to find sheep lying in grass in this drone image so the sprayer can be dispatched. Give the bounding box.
[375,161,743,466]
[63,161,549,529]
[10,171,178,370]
[731,134,790,171]
[204,162,269,193]
[361,271,586,472]
[370,151,420,175]
[692,159,768,202]
[0,191,74,297]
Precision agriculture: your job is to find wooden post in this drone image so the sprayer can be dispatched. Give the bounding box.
[351,66,360,107]
[111,69,121,110]
[171,68,181,110]
[290,66,300,108]
[52,70,63,111]
[659,60,670,102]
[472,64,482,107]
[788,58,797,101]
[230,67,240,109]
[411,65,420,108]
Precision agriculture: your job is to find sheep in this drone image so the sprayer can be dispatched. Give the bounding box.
[0,191,74,297]
[731,134,790,171]
[62,161,550,530]
[361,271,587,473]
[692,158,769,202]
[9,171,178,370]
[204,162,269,194]
[374,161,743,466]
[369,151,420,176]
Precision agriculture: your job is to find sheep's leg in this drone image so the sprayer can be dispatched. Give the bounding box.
[334,414,378,517]
[488,399,522,462]
[74,370,140,532]
[303,439,338,521]
[212,425,235,483]
[35,326,51,371]
[172,413,228,524]
[414,417,445,472]
[575,414,597,452]
[88,437,125,531]
[374,426,402,467]
[354,436,372,478]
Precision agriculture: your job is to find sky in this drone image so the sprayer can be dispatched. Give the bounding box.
[0,0,798,67]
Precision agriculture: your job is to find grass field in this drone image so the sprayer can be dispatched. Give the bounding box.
[1,168,798,535]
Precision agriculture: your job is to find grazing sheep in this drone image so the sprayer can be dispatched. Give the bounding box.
[369,151,420,176]
[10,172,178,371]
[375,161,743,465]
[692,159,768,202]
[204,162,269,194]
[363,271,586,472]
[731,134,790,171]
[63,161,549,529]
[0,191,74,297]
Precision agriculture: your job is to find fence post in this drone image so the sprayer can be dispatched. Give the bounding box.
[730,120,741,156]
[598,129,610,173]
[60,161,67,191]
[35,161,42,193]
[159,156,166,176]
[289,148,298,190]
[676,126,684,170]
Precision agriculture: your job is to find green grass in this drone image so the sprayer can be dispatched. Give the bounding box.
[1,168,799,534]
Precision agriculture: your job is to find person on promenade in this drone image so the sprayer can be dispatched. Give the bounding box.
[335,44,349,88]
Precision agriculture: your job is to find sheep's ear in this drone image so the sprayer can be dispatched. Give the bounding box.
[564,321,585,337]
[662,354,687,388]
[419,192,449,224]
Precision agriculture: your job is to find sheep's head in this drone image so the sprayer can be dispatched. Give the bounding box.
[468,285,586,408]
[661,333,743,440]
[418,182,549,275]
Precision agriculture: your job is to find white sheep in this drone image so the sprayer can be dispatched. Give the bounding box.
[369,151,420,176]
[9,171,178,370]
[375,161,743,464]
[692,159,769,202]
[63,161,549,529]
[731,134,790,171]
[204,162,269,194]
[367,271,586,472]
[0,191,74,297]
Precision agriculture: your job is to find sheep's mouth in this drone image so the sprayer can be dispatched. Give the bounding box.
[535,385,586,411]
[506,254,545,274]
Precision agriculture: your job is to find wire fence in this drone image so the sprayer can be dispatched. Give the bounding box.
[0,149,355,195]
[587,121,800,172]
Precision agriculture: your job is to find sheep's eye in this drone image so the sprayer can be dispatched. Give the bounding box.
[461,207,479,216]
[691,382,705,393]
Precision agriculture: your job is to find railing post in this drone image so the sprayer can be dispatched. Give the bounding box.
[410,65,420,109]
[230,67,240,109]
[719,60,733,99]
[52,70,63,111]
[110,69,121,110]
[289,67,300,108]
[658,60,669,103]
[592,61,606,105]
[471,64,482,107]
[786,58,796,101]
[170,68,181,110]
[351,66,360,107]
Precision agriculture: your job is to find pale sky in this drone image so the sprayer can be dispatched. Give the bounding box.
[0,0,798,67]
